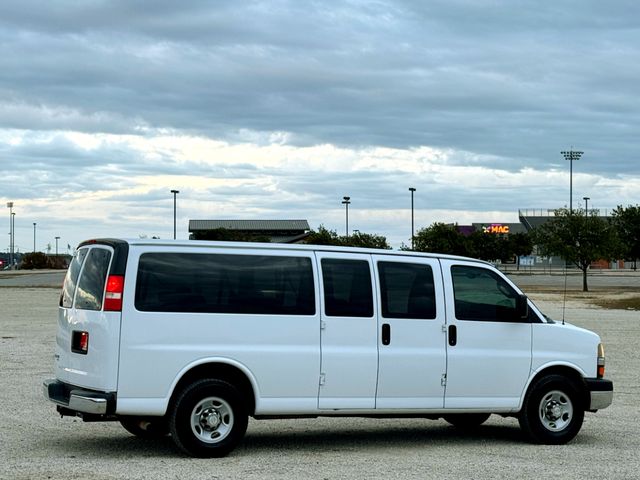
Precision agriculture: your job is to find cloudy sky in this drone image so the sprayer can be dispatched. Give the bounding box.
[1,0,638,252]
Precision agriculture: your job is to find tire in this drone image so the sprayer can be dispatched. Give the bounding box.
[443,413,491,429]
[169,379,248,458]
[518,374,585,444]
[120,417,170,439]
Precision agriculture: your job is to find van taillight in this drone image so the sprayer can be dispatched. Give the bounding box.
[72,331,89,354]
[104,275,124,311]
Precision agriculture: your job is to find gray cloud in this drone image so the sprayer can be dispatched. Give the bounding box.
[2,1,639,249]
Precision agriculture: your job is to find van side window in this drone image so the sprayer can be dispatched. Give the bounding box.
[135,253,315,315]
[60,248,88,308]
[378,262,436,319]
[321,259,373,317]
[75,248,112,311]
[451,265,521,322]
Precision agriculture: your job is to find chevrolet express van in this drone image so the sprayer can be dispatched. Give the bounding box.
[44,238,613,457]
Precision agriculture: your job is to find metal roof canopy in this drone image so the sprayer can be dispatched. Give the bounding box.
[189,220,310,232]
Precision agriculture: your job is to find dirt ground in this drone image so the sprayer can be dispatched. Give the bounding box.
[0,274,638,479]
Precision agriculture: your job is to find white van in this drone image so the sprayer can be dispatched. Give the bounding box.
[44,238,613,457]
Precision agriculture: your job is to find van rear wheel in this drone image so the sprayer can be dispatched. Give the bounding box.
[519,374,584,444]
[119,417,169,439]
[169,379,248,458]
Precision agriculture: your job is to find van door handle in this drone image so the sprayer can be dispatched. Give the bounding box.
[382,323,391,345]
[448,325,457,346]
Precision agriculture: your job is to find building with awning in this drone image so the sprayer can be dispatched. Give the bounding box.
[188,219,311,243]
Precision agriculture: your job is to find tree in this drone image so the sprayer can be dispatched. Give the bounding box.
[466,231,501,261]
[611,205,640,270]
[345,231,391,249]
[305,225,343,246]
[305,225,391,249]
[508,232,534,270]
[413,223,468,256]
[20,252,50,269]
[531,208,617,291]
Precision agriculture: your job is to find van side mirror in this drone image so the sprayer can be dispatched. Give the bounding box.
[516,294,529,320]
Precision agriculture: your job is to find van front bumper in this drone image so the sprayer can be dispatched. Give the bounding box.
[585,378,613,411]
[43,379,116,416]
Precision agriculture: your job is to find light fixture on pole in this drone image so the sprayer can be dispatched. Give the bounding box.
[55,236,60,256]
[341,196,351,238]
[33,223,37,252]
[170,190,179,240]
[583,197,590,217]
[409,187,416,250]
[561,149,583,213]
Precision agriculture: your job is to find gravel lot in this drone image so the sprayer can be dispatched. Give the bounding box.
[0,272,638,479]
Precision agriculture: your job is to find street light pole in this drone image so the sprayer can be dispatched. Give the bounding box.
[409,187,416,250]
[583,197,590,217]
[55,236,60,256]
[341,196,351,238]
[7,202,13,267]
[33,223,36,252]
[561,149,583,213]
[170,190,179,240]
[11,212,15,265]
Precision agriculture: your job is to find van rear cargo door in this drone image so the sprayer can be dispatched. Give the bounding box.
[55,244,123,392]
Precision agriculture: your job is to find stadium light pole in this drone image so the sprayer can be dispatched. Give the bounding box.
[170,190,179,240]
[561,149,583,213]
[342,196,351,238]
[33,223,36,252]
[409,187,416,250]
[583,197,590,217]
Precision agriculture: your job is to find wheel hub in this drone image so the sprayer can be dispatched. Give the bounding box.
[201,408,221,430]
[545,401,563,421]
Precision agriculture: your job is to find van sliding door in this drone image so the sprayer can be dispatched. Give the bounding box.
[316,252,377,409]
[373,255,447,409]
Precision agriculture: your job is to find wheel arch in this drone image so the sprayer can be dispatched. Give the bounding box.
[519,364,589,412]
[168,360,258,416]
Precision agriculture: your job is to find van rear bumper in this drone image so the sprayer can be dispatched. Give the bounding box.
[43,379,116,416]
[585,378,613,411]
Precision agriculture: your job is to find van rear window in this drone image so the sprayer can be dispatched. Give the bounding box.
[135,253,315,315]
[61,249,88,308]
[75,248,112,311]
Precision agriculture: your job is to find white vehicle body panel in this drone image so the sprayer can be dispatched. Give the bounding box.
[117,245,321,415]
[531,322,599,378]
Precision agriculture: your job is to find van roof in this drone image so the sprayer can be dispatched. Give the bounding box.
[79,238,490,266]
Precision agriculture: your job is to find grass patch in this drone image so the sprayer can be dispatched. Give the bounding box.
[587,296,640,311]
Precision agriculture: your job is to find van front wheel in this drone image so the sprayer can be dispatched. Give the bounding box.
[519,374,584,444]
[169,379,248,457]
